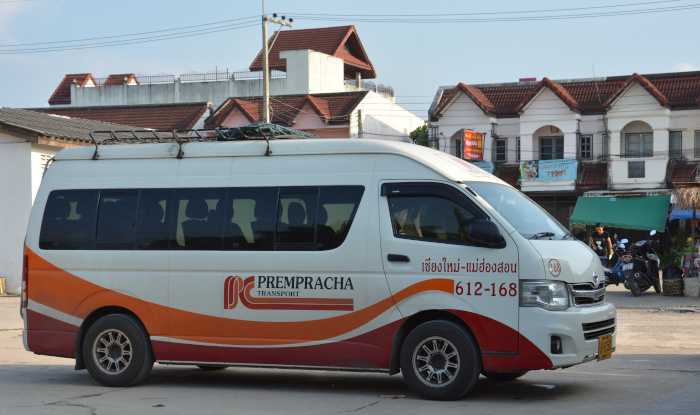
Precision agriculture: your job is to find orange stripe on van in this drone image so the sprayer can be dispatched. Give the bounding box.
[26,248,454,347]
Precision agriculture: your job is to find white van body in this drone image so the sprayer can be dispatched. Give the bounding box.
[22,138,616,400]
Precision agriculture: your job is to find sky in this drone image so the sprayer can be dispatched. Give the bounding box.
[1,0,699,119]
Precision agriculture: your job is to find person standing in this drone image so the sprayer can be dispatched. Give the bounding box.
[590,222,613,259]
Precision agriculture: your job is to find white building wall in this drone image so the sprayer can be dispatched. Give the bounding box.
[67,50,347,109]
[520,88,580,162]
[0,134,33,294]
[351,91,424,142]
[436,94,495,159]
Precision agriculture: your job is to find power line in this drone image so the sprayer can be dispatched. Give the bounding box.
[283,1,700,23]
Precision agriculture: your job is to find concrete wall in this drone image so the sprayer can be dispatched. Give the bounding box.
[351,91,423,142]
[0,134,33,294]
[66,50,349,109]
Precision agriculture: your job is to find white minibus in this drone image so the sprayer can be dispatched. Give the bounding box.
[21,133,615,400]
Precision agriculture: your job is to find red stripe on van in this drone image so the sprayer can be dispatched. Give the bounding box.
[25,309,78,358]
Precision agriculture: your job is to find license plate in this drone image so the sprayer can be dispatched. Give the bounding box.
[622,263,633,271]
[598,333,613,361]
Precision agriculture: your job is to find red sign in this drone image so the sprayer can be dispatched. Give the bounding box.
[463,131,483,160]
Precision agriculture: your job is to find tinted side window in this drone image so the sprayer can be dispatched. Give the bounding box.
[95,190,139,250]
[276,189,318,250]
[316,186,364,250]
[135,189,172,250]
[224,187,278,251]
[173,188,226,250]
[39,190,98,250]
[388,195,477,244]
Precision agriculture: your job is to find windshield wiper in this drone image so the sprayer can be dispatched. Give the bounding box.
[531,232,555,240]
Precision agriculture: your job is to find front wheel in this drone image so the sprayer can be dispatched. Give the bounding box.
[83,314,154,387]
[400,320,481,400]
[629,275,642,297]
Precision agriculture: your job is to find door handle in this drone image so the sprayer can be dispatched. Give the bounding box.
[388,254,410,262]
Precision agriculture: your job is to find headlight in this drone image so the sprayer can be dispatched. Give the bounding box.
[520,280,569,311]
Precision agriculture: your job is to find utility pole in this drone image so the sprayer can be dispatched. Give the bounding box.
[262,8,292,123]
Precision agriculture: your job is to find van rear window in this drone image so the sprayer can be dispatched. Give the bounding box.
[38,186,364,252]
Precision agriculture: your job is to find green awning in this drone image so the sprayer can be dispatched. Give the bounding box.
[570,195,671,232]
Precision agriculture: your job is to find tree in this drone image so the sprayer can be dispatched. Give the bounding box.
[410,121,429,147]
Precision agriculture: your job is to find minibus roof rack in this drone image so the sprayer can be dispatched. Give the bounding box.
[88,123,318,159]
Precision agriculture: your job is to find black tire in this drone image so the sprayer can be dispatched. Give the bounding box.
[197,365,228,371]
[83,314,154,387]
[629,275,642,297]
[481,370,528,381]
[400,320,481,401]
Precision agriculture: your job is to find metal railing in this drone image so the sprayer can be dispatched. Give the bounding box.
[94,70,287,86]
[345,80,395,97]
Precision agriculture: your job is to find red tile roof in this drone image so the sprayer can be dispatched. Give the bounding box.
[249,25,377,79]
[432,71,700,120]
[205,92,368,128]
[577,165,607,189]
[497,167,520,187]
[33,103,210,130]
[516,78,580,114]
[670,163,698,184]
[48,73,97,105]
[103,73,140,86]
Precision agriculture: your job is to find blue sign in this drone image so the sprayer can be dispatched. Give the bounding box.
[471,162,494,173]
[520,159,577,182]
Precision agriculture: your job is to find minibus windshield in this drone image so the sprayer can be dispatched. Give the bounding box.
[467,182,570,240]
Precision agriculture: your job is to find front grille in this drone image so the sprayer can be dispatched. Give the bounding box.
[582,318,616,340]
[570,282,606,306]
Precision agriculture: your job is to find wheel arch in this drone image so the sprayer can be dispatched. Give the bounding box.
[74,306,149,370]
[389,309,479,375]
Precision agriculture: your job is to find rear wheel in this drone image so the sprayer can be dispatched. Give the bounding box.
[481,370,528,381]
[83,314,154,387]
[400,320,481,400]
[629,275,642,297]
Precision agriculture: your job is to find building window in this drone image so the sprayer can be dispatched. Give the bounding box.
[516,137,521,162]
[628,161,645,178]
[579,135,592,160]
[602,134,609,159]
[40,154,52,177]
[669,131,682,158]
[455,138,463,159]
[695,131,700,158]
[495,139,507,162]
[540,136,564,160]
[625,132,653,158]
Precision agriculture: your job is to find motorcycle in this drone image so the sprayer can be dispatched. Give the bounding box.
[622,230,661,296]
[602,239,629,286]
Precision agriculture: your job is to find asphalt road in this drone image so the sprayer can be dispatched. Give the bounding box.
[1,287,698,415]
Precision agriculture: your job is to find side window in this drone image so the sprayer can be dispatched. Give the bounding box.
[135,189,172,250]
[276,188,318,250]
[317,186,364,250]
[388,195,478,244]
[224,187,278,251]
[95,190,139,250]
[39,190,98,250]
[173,188,226,250]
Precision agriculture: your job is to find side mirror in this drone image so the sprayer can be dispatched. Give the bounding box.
[468,219,506,249]
[621,238,629,244]
[650,230,657,236]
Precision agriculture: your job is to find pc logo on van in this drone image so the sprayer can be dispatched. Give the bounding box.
[224,276,354,311]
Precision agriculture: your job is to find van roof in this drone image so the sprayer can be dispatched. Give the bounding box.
[52,138,506,185]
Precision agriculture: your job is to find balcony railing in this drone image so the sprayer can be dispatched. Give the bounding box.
[345,79,395,97]
[94,70,287,86]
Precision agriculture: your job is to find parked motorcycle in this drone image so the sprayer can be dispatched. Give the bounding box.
[622,230,661,296]
[602,239,629,286]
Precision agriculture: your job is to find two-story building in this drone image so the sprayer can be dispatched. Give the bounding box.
[429,71,700,231]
